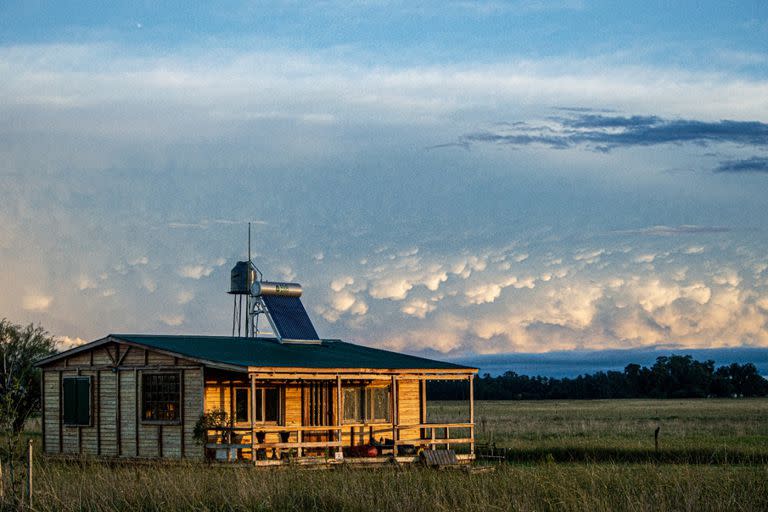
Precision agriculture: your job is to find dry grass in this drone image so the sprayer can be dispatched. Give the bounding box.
[3,399,767,511]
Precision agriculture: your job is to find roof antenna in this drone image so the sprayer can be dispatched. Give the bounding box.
[248,221,251,265]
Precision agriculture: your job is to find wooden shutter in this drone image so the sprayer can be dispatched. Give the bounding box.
[63,377,91,426]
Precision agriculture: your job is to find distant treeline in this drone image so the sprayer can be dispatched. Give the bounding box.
[429,355,768,400]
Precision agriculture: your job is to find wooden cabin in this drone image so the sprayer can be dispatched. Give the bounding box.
[35,334,477,465]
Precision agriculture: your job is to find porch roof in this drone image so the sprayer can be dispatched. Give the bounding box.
[110,334,474,372]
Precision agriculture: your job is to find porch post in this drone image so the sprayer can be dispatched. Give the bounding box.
[336,375,342,456]
[420,378,427,442]
[250,374,256,464]
[391,375,398,454]
[469,374,475,455]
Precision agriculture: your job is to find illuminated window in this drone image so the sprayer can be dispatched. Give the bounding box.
[142,373,180,422]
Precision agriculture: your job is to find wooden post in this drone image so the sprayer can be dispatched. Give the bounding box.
[654,426,660,453]
[335,375,342,457]
[27,439,33,509]
[41,371,46,454]
[116,368,122,456]
[250,374,256,463]
[469,374,475,455]
[180,369,185,459]
[391,375,398,455]
[58,371,63,453]
[134,369,140,457]
[0,459,4,501]
[96,370,101,456]
[420,378,427,443]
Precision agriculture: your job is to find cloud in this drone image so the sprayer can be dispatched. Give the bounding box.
[369,277,413,300]
[77,275,98,291]
[456,113,768,152]
[330,276,355,292]
[56,335,87,350]
[615,225,730,236]
[159,314,184,326]
[177,290,194,304]
[141,276,157,293]
[634,253,656,263]
[715,157,768,174]
[178,264,214,279]
[401,298,436,319]
[169,219,267,229]
[127,256,149,266]
[574,248,604,264]
[177,258,226,280]
[22,294,52,311]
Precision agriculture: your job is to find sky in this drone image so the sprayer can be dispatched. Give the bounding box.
[2,1,768,366]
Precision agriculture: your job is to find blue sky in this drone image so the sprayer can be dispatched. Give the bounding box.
[2,1,768,362]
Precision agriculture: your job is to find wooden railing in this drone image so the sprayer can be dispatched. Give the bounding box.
[395,422,475,453]
[205,421,474,461]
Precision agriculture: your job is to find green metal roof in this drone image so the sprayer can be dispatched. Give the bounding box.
[110,334,474,371]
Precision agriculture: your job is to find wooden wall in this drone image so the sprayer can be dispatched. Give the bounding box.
[397,379,421,442]
[41,342,204,460]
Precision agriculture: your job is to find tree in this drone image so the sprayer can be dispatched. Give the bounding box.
[0,319,57,434]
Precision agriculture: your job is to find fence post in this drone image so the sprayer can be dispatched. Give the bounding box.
[27,439,33,509]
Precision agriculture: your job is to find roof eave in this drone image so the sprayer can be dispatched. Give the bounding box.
[34,335,249,373]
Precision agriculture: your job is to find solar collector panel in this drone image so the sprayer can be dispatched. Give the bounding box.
[261,294,320,341]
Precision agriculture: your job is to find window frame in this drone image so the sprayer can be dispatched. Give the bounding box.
[62,376,92,427]
[250,386,283,425]
[233,387,250,425]
[342,383,391,425]
[140,372,182,425]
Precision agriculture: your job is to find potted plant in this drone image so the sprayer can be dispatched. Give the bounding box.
[193,409,232,460]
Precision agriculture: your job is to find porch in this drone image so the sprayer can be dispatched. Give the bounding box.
[202,369,475,465]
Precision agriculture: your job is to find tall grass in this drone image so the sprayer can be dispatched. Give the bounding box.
[4,461,767,512]
[3,399,767,511]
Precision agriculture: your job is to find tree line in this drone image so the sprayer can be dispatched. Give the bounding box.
[429,355,768,400]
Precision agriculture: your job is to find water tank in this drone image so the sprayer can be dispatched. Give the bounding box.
[252,281,303,297]
[229,261,257,294]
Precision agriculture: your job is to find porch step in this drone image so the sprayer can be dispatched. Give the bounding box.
[420,449,459,468]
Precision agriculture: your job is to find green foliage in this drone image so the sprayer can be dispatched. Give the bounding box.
[192,409,230,445]
[0,318,57,435]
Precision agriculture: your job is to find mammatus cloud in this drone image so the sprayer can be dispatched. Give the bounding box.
[715,157,768,173]
[455,114,768,152]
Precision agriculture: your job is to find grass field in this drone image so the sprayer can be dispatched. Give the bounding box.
[2,399,767,511]
[432,398,768,463]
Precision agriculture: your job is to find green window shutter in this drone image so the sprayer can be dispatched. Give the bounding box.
[63,378,78,424]
[76,379,91,425]
[62,377,91,426]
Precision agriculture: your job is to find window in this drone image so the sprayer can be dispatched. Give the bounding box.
[342,385,390,423]
[63,377,91,426]
[369,386,391,422]
[234,388,249,423]
[142,373,180,422]
[343,387,364,423]
[251,387,281,424]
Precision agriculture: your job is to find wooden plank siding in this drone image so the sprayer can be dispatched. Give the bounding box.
[39,342,204,460]
[396,380,421,442]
